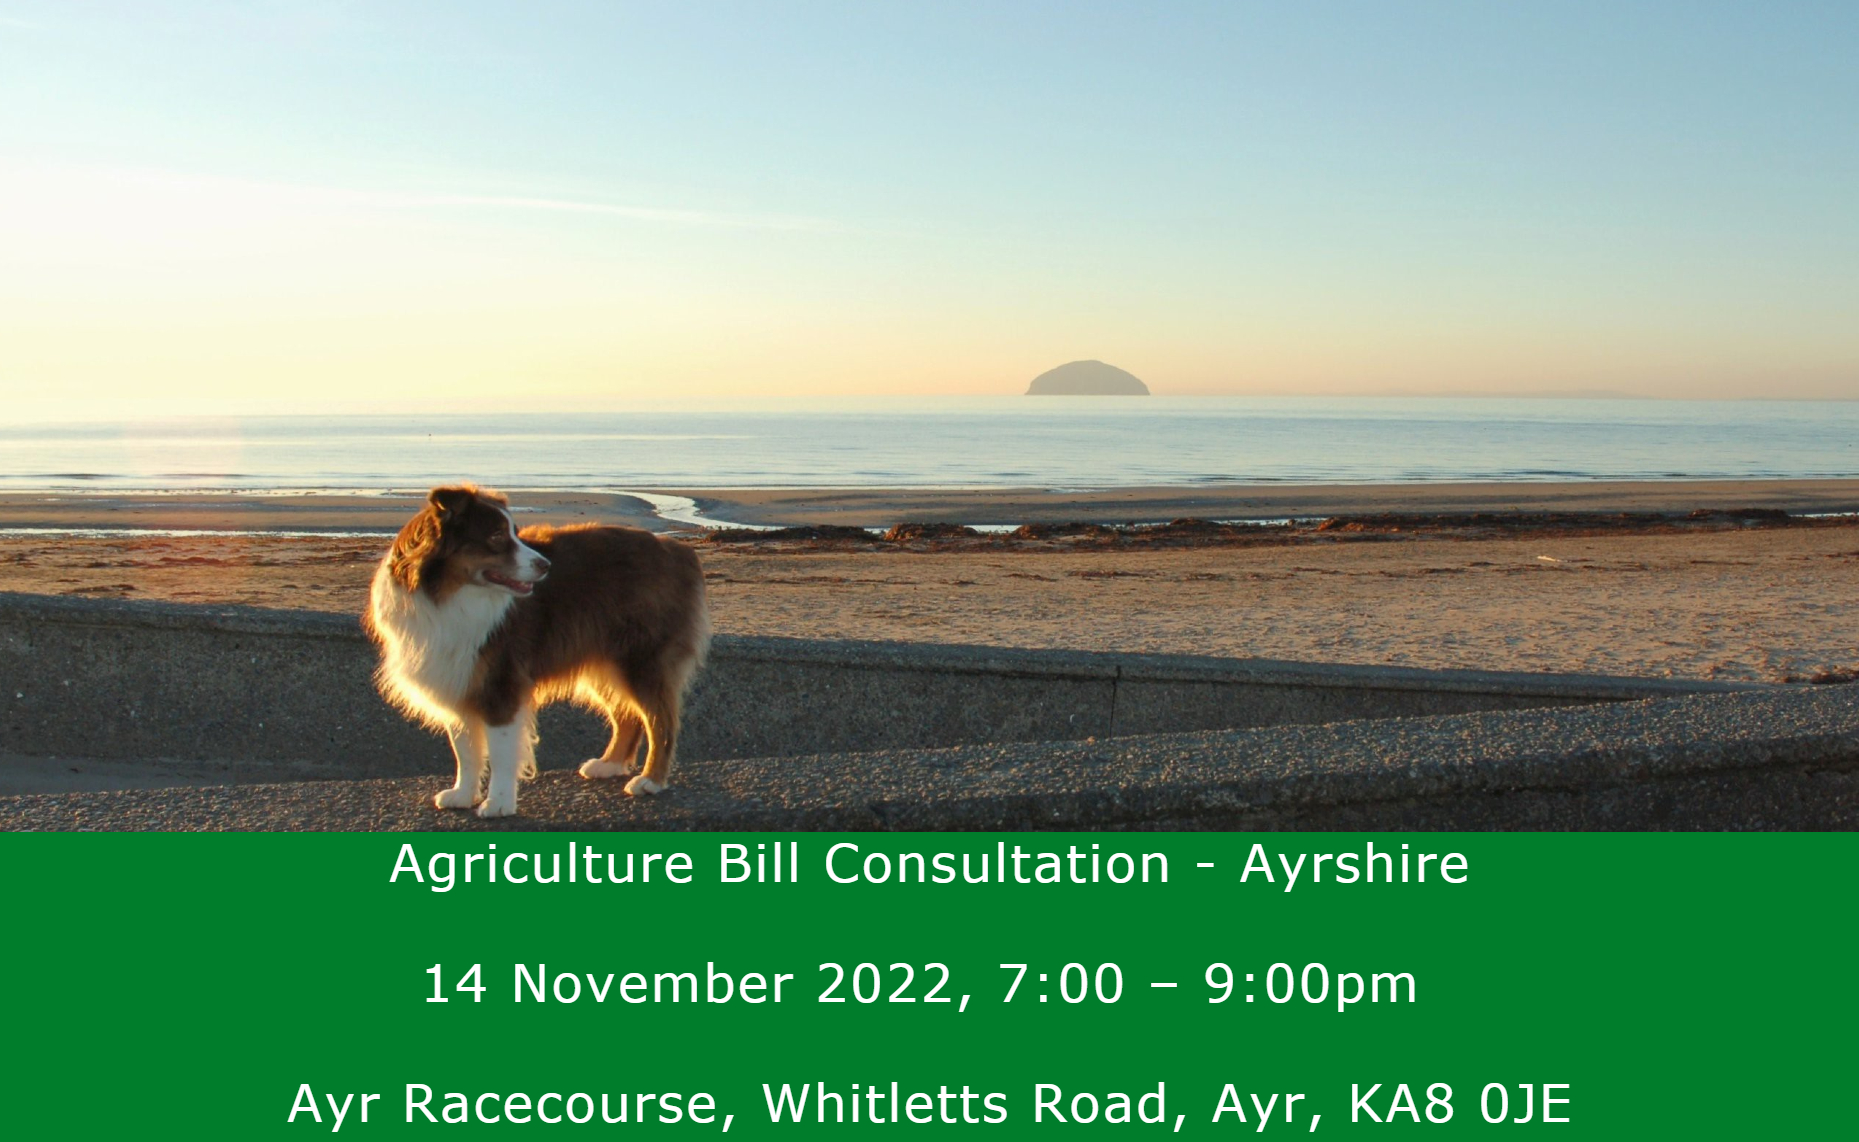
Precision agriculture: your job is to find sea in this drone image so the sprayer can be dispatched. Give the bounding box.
[1,397,1854,494]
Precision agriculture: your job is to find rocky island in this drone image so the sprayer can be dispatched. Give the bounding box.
[1025,360,1150,395]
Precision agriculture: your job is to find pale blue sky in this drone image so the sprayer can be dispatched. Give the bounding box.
[2,2,1855,415]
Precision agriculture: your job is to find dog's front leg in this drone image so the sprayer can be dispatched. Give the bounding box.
[478,705,534,819]
[434,717,488,810]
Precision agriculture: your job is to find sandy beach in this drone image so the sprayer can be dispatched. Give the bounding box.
[2,480,1855,686]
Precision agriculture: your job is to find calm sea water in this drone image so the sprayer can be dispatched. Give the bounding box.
[1,398,1854,492]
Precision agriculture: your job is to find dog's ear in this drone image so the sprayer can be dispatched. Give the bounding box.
[428,486,474,521]
[388,509,441,592]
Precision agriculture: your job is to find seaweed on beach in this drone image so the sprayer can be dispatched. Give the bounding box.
[704,524,881,544]
[1008,521,1120,541]
[1311,509,1800,539]
[883,523,982,542]
[693,506,1841,552]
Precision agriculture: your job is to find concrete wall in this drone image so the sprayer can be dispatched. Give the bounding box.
[0,593,1758,780]
[9,686,1854,831]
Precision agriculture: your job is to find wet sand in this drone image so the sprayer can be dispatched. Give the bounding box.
[672,478,1859,528]
[0,490,667,533]
[4,478,1858,533]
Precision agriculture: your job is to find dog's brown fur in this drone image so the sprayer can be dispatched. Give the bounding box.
[488,521,709,785]
[368,485,709,810]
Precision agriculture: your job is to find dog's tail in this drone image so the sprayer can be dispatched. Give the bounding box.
[669,590,712,701]
[690,590,713,673]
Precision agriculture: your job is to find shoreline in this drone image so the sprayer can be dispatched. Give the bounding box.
[2,477,1857,534]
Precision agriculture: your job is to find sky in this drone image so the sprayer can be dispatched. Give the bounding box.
[2,1,1856,418]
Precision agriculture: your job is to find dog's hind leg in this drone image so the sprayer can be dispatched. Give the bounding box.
[579,706,644,780]
[434,716,488,810]
[574,672,643,779]
[624,678,683,797]
[478,704,535,819]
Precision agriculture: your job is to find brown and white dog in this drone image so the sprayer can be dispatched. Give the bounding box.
[365,485,709,818]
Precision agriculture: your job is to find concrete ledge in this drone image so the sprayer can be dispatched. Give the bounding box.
[7,686,1854,831]
[0,594,1760,781]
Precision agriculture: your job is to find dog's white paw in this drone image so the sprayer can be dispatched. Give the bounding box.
[579,759,638,780]
[476,793,518,818]
[623,775,665,797]
[434,787,479,810]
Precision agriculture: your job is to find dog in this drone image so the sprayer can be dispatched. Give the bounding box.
[365,485,710,818]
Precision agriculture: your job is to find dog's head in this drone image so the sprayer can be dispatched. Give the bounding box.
[387,485,551,598]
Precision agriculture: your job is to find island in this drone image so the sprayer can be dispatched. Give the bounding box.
[1025,360,1150,395]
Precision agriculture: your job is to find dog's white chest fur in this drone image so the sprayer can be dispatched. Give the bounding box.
[369,560,512,726]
